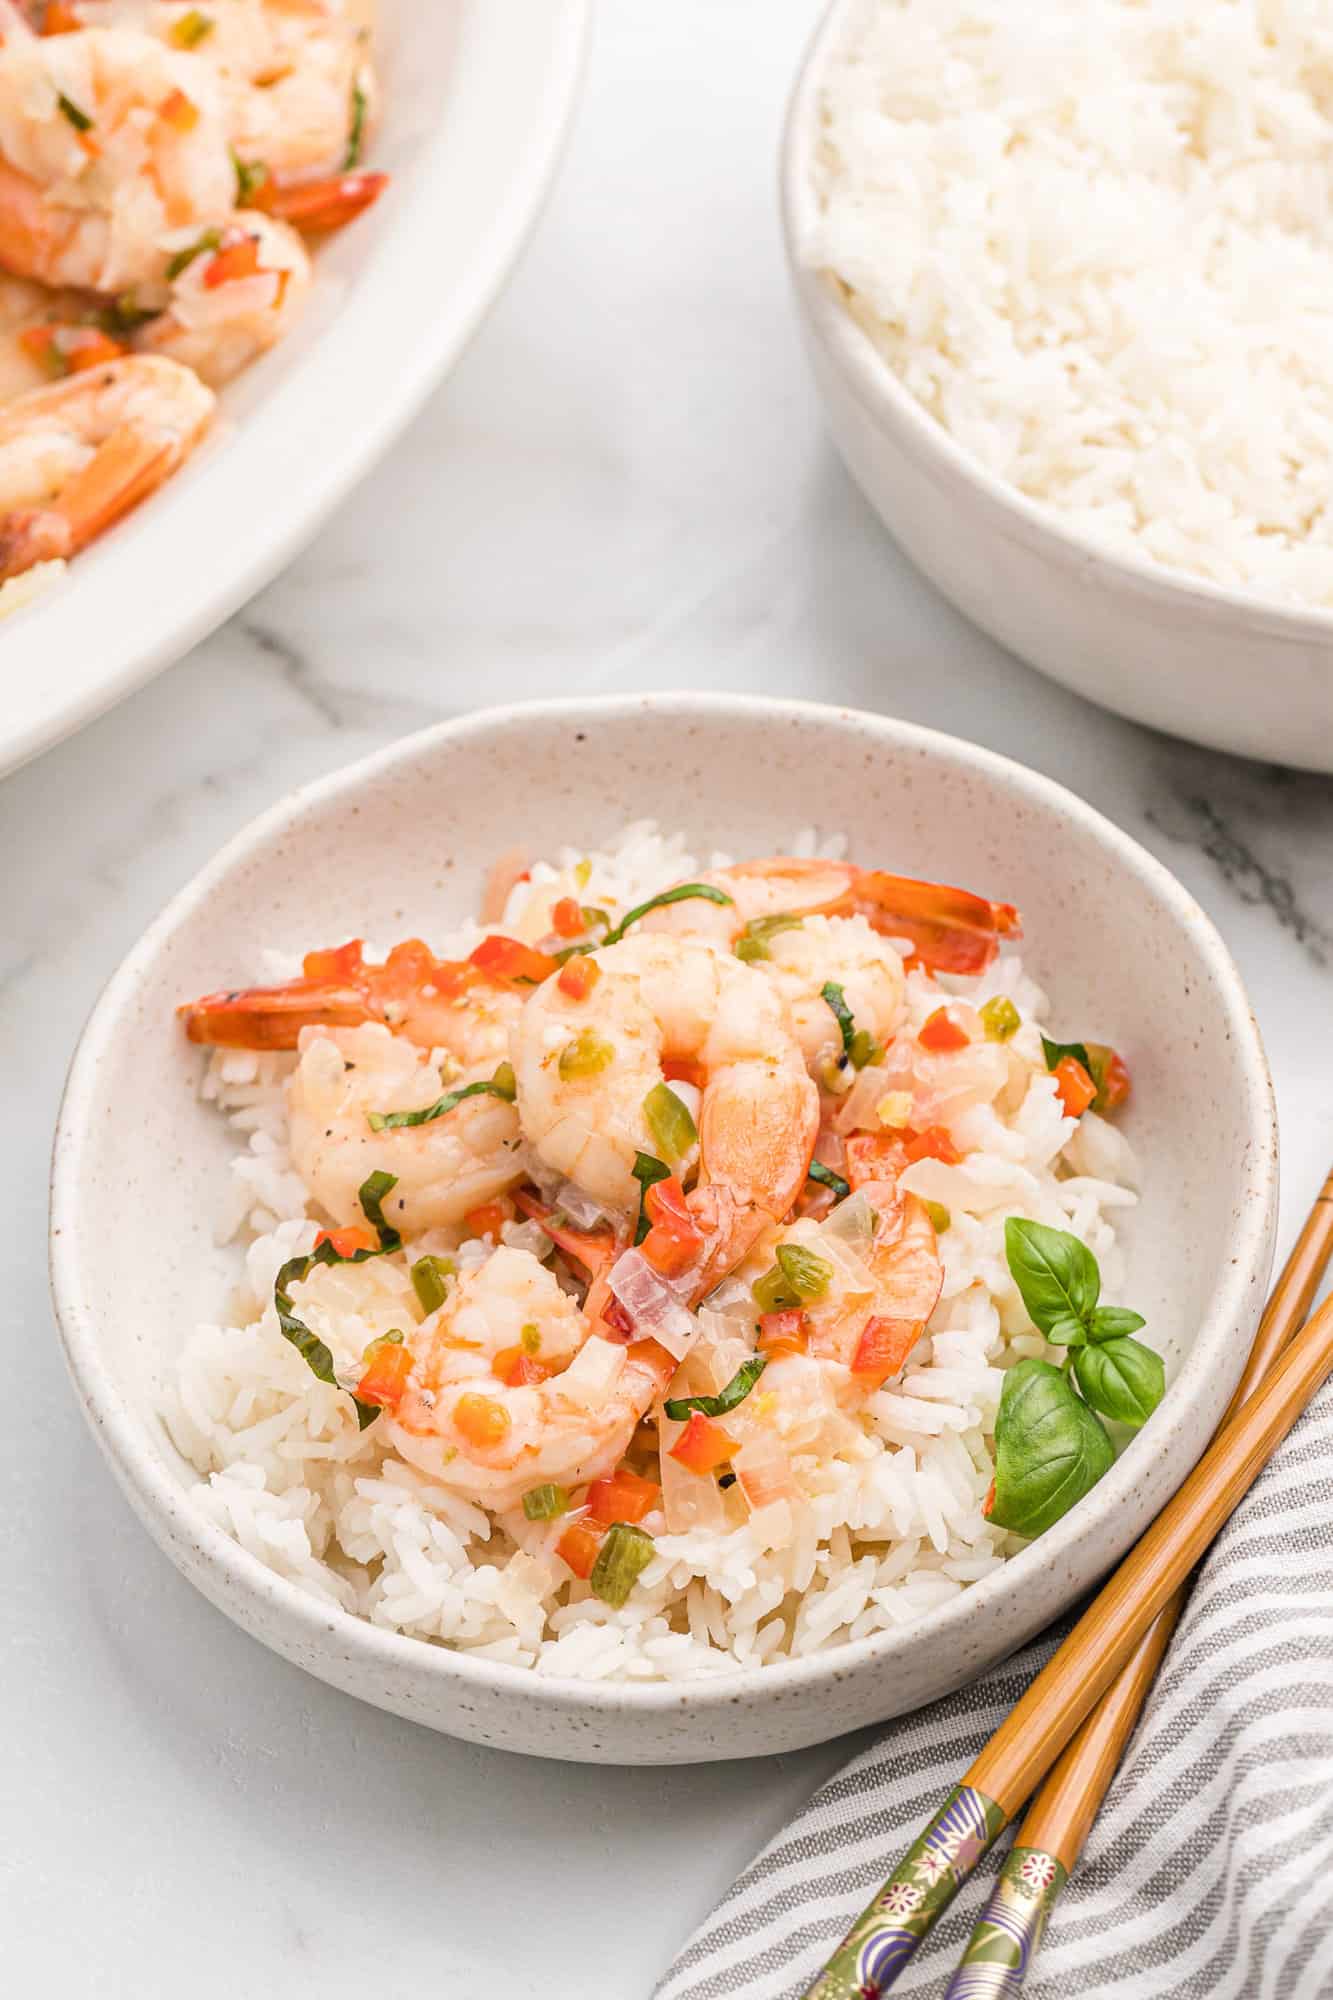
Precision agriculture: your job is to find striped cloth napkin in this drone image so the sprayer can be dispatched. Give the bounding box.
[657,1379,1333,2000]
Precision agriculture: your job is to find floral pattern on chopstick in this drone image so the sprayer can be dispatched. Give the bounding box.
[940,1844,1068,1997]
[804,1785,1007,1998]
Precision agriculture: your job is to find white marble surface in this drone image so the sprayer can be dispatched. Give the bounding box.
[7,2,1333,1993]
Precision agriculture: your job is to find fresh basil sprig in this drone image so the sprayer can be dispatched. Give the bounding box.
[274,1169,402,1430]
[989,1217,1164,1536]
[366,1060,516,1132]
[986,1358,1115,1538]
[664,1355,767,1422]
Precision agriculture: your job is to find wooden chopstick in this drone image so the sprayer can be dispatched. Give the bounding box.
[939,1167,1333,1995]
[802,1170,1333,2000]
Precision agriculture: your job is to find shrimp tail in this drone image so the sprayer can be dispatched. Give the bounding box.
[256,170,388,231]
[178,978,377,1048]
[847,870,1021,974]
[0,504,70,580]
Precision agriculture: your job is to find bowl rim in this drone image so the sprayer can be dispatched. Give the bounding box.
[49,691,1279,1718]
[779,0,1333,650]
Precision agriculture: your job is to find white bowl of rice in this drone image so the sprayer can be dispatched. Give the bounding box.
[783,0,1333,771]
[50,693,1276,1763]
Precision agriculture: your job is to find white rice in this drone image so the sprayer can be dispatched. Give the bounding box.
[165,821,1140,1682]
[806,0,1333,606]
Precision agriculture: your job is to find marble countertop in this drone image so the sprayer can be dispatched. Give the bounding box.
[7,2,1333,1993]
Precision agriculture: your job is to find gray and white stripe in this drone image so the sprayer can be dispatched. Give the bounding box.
[657,1381,1333,2000]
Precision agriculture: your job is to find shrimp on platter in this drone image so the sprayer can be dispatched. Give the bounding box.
[0,351,211,577]
[514,930,820,1298]
[0,26,237,292]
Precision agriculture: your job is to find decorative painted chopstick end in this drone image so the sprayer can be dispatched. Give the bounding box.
[801,1785,1007,1999]
[941,1845,1068,1998]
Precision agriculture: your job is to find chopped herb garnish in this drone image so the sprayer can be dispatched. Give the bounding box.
[632,1151,671,1245]
[979,995,1021,1043]
[366,1060,516,1132]
[664,1355,767,1422]
[808,1159,851,1200]
[410,1253,455,1317]
[734,913,803,964]
[57,91,93,133]
[821,980,856,1061]
[171,9,215,48]
[520,1323,542,1355]
[599,882,733,949]
[232,149,270,206]
[165,227,222,281]
[589,1521,655,1607]
[522,1482,569,1522]
[344,79,367,169]
[643,1080,697,1163]
[273,1170,402,1429]
[1041,1034,1093,1076]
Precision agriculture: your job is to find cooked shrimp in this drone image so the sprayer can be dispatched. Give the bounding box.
[514,932,819,1288]
[644,856,1021,974]
[287,1023,524,1236]
[131,209,309,384]
[58,0,377,187]
[384,1244,676,1511]
[179,938,524,1071]
[0,27,236,291]
[757,912,907,1082]
[0,271,82,399]
[0,351,211,578]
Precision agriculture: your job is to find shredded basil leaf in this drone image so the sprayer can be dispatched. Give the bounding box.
[631,1151,671,1245]
[232,150,270,205]
[600,882,733,949]
[57,91,93,132]
[344,79,367,169]
[821,980,856,1060]
[807,1160,851,1200]
[734,913,802,964]
[664,1355,767,1422]
[165,228,222,281]
[273,1170,401,1429]
[366,1061,516,1132]
[1041,1035,1093,1076]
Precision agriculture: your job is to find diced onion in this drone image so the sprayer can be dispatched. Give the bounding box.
[555,1335,625,1409]
[608,1248,699,1361]
[733,1433,795,1509]
[818,1188,876,1253]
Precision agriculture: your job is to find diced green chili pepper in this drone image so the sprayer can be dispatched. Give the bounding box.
[923,1200,951,1235]
[848,1028,882,1070]
[643,1081,697,1163]
[522,1483,569,1522]
[979,995,1021,1043]
[752,1265,801,1314]
[410,1254,455,1317]
[171,10,215,49]
[558,1030,615,1081]
[775,1242,834,1301]
[589,1521,655,1606]
[734,913,803,964]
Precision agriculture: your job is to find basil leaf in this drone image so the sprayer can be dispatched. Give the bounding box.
[272,1170,403,1428]
[366,1061,516,1132]
[664,1355,767,1422]
[1041,1035,1092,1075]
[1004,1216,1100,1344]
[631,1151,671,1245]
[820,980,855,1059]
[1088,1305,1147,1343]
[987,1357,1115,1538]
[601,882,733,949]
[57,90,93,132]
[344,79,367,170]
[1072,1337,1164,1430]
[808,1159,851,1200]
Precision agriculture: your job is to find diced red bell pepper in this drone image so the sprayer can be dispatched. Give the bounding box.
[452,1393,510,1449]
[463,1198,512,1240]
[640,1175,703,1278]
[314,1225,377,1257]
[493,1347,555,1389]
[203,234,263,288]
[919,1006,970,1053]
[1052,1056,1096,1120]
[668,1411,738,1475]
[159,87,200,133]
[904,1125,962,1167]
[757,1309,809,1359]
[551,896,585,938]
[355,1338,414,1410]
[662,1057,706,1090]
[586,1467,660,1525]
[303,938,365,981]
[469,934,557,985]
[42,2,83,32]
[850,1314,920,1385]
[254,170,388,231]
[845,1131,910,1190]
[18,324,127,377]
[557,954,601,1001]
[555,1515,604,1579]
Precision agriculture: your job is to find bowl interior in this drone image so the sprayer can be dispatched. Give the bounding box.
[52,696,1276,1732]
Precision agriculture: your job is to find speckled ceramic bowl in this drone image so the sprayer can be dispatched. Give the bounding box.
[49,695,1278,1763]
